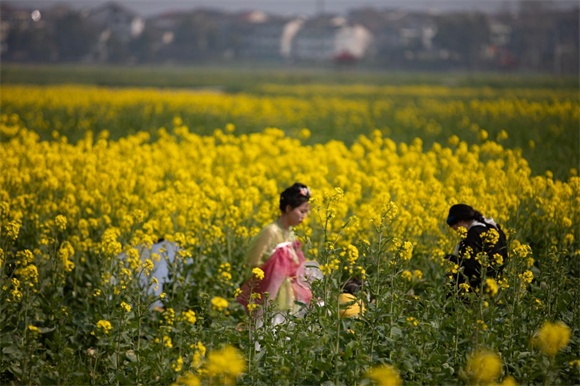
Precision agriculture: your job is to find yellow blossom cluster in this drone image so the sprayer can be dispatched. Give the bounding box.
[1,114,578,304]
[181,309,197,325]
[532,321,571,357]
[173,344,245,386]
[464,349,503,385]
[366,363,402,386]
[211,296,229,312]
[218,262,233,286]
[95,320,112,335]
[251,267,265,280]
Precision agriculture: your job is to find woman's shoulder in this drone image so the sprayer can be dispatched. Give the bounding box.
[466,223,488,240]
[468,222,502,238]
[261,221,282,235]
[254,221,283,241]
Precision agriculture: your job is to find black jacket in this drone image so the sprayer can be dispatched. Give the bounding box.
[448,222,507,288]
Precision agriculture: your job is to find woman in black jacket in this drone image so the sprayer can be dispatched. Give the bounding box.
[446,204,508,290]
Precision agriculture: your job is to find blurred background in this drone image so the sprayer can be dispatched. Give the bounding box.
[1,0,578,74]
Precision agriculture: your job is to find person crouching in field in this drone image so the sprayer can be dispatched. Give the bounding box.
[236,182,321,329]
[338,278,365,318]
[445,204,508,292]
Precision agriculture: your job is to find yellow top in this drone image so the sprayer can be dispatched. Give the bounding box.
[338,293,365,318]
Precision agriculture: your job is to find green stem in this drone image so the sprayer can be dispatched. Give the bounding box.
[22,286,30,385]
[92,353,99,385]
[334,297,340,385]
[369,232,383,360]
[388,257,395,362]
[136,304,142,384]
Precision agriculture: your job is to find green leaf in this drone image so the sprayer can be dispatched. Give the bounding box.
[2,345,20,355]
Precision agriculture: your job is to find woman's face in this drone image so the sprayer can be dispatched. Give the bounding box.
[286,201,310,227]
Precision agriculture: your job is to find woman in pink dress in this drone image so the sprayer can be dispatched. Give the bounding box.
[237,182,319,325]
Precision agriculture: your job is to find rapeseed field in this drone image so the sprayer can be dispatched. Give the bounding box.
[0,80,578,385]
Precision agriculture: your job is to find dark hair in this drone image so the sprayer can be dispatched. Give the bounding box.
[279,182,311,212]
[446,204,486,226]
[342,278,362,295]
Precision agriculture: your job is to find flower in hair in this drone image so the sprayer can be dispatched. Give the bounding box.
[299,187,311,197]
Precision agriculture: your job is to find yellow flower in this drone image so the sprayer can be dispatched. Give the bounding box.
[406,316,419,327]
[502,375,519,386]
[172,356,183,372]
[163,308,176,325]
[476,319,488,331]
[182,309,197,324]
[58,241,75,272]
[498,277,509,289]
[192,341,206,368]
[120,301,132,313]
[482,228,499,246]
[15,264,38,286]
[220,271,232,283]
[211,296,229,312]
[465,349,502,385]
[143,259,154,275]
[519,270,534,284]
[496,130,509,141]
[532,321,571,356]
[101,227,122,256]
[218,263,233,285]
[206,345,246,380]
[479,129,489,141]
[485,278,499,297]
[366,363,402,386]
[490,375,519,386]
[346,244,359,265]
[459,283,471,293]
[400,241,413,260]
[5,220,21,240]
[173,372,201,386]
[28,325,41,334]
[54,214,67,231]
[252,267,265,280]
[401,270,412,281]
[96,320,112,334]
[15,249,35,266]
[225,123,235,133]
[448,135,460,146]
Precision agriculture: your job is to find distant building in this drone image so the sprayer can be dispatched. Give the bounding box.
[0,0,577,73]
[86,2,144,42]
[235,11,290,60]
[291,16,342,61]
[334,23,373,60]
[287,15,372,62]
[86,2,144,62]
